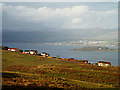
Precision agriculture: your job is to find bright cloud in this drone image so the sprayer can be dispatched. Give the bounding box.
[2,3,117,31]
[72,18,82,24]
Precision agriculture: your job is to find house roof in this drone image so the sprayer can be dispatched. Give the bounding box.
[41,52,49,55]
[30,50,37,51]
[8,48,18,50]
[98,61,106,63]
[69,58,74,60]
[98,61,111,64]
[24,50,30,52]
[106,62,111,64]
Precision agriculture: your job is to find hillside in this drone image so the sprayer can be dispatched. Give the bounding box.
[2,50,120,89]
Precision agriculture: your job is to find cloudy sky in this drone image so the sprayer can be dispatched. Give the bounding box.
[2,2,118,40]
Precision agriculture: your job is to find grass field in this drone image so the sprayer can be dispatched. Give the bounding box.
[2,50,120,89]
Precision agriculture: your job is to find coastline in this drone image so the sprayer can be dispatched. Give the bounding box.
[70,46,120,52]
[71,49,120,52]
[1,45,118,66]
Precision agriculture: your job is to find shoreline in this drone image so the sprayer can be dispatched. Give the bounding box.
[71,47,120,52]
[1,45,118,66]
[71,49,120,52]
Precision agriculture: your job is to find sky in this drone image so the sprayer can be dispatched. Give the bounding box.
[2,0,119,2]
[2,2,118,40]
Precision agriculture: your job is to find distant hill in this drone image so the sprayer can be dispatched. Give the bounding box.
[2,28,118,43]
[94,31,118,40]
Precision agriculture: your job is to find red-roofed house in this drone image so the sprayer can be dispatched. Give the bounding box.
[66,58,69,60]
[8,48,19,52]
[105,62,111,67]
[98,61,111,67]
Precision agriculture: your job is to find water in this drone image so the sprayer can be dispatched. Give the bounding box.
[3,42,118,66]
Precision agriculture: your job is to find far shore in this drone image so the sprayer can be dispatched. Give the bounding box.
[71,49,120,52]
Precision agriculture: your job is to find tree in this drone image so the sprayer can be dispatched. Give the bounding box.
[0,46,9,50]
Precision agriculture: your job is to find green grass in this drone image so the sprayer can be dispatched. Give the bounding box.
[2,50,120,89]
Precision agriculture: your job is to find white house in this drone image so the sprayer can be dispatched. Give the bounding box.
[41,52,50,57]
[23,50,30,54]
[98,61,111,67]
[29,50,37,55]
[98,61,105,66]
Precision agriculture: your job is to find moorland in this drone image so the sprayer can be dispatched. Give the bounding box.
[1,50,120,89]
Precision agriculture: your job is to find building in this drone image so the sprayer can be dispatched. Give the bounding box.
[8,48,19,52]
[23,50,30,54]
[105,62,111,67]
[98,61,111,67]
[83,60,88,63]
[66,58,69,60]
[29,50,37,55]
[79,60,88,64]
[98,61,106,66]
[41,52,50,57]
[61,58,65,60]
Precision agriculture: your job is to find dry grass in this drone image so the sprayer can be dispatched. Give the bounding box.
[2,50,120,89]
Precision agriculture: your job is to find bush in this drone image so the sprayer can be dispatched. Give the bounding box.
[0,46,9,50]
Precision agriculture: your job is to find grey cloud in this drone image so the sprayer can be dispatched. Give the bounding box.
[2,3,118,40]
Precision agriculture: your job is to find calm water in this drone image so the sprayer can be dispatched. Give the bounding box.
[3,42,118,66]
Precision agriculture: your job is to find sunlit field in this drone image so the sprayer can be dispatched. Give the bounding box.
[2,50,120,89]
